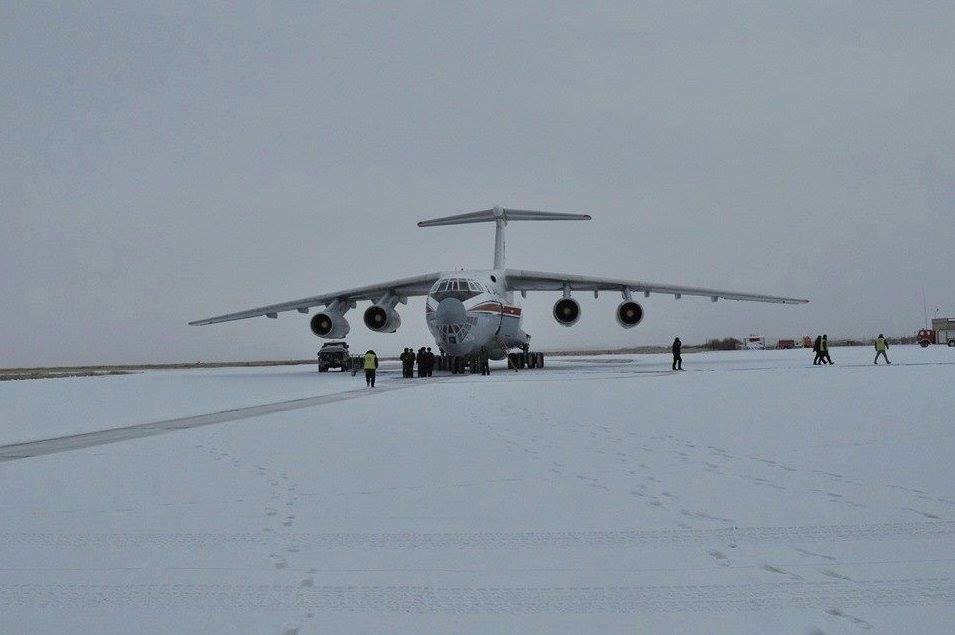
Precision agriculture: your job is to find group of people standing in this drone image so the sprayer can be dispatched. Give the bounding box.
[400,347,435,378]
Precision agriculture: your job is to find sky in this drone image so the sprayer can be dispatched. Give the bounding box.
[3,2,954,366]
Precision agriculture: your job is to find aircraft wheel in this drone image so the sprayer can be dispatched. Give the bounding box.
[948,340,955,347]
[536,352,544,368]
[527,353,537,369]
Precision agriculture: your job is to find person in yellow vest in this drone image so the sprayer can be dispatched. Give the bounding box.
[874,334,891,365]
[363,350,379,387]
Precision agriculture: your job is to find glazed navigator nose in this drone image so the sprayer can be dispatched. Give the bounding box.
[434,297,467,326]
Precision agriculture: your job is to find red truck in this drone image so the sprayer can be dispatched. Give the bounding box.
[918,318,955,347]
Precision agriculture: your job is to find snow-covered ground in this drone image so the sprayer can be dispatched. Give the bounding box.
[1,346,953,633]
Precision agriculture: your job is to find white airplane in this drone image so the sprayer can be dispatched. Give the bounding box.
[190,207,808,367]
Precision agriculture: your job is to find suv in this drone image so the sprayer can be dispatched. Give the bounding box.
[317,341,351,372]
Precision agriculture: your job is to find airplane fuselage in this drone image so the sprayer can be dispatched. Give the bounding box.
[425,270,529,360]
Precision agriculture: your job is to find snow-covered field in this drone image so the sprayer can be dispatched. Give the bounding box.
[1,346,953,633]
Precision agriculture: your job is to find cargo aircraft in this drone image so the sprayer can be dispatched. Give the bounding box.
[190,207,808,368]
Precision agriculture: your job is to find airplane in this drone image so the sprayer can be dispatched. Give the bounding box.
[190,207,808,368]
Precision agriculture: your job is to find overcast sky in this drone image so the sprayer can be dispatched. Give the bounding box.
[3,2,954,366]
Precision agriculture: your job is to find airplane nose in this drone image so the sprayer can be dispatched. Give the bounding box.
[434,297,467,325]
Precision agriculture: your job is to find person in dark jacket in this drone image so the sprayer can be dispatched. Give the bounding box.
[812,335,823,365]
[479,347,491,376]
[416,347,427,378]
[399,348,414,378]
[425,347,435,376]
[672,337,683,371]
[363,350,379,387]
[820,334,833,364]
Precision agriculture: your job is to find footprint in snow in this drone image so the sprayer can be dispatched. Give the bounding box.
[826,607,872,630]
[792,547,836,561]
[708,550,729,566]
[903,507,941,519]
[763,564,803,580]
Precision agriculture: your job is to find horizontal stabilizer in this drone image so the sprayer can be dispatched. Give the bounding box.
[417,205,591,268]
[417,207,590,227]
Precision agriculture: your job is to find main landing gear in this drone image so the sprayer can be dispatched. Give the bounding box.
[508,351,544,369]
[434,351,545,373]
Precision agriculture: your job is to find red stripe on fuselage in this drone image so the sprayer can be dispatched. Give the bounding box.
[470,302,521,316]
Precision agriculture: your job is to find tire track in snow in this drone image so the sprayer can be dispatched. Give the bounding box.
[0,578,952,613]
[3,521,951,549]
[0,382,422,462]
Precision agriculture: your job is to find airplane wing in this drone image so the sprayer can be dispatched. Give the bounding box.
[189,272,442,325]
[504,269,808,304]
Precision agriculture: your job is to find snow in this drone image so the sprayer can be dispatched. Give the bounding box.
[1,346,953,633]
[0,364,362,446]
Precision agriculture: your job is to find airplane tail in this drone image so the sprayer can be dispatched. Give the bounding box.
[417,206,590,269]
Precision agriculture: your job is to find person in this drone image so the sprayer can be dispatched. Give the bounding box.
[425,347,435,376]
[399,348,414,378]
[363,350,378,387]
[416,347,427,378]
[812,335,823,365]
[672,337,683,371]
[820,334,833,365]
[874,334,891,365]
[479,347,490,376]
[507,352,519,372]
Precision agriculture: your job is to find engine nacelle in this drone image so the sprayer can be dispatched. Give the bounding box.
[553,297,581,327]
[310,311,350,339]
[616,300,644,329]
[363,304,402,333]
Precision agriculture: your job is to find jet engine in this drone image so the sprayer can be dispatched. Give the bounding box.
[553,297,581,327]
[363,304,402,333]
[615,300,644,328]
[310,311,350,339]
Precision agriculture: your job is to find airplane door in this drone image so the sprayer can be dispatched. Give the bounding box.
[490,300,504,336]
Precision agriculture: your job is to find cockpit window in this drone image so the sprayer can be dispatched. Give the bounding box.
[430,278,484,302]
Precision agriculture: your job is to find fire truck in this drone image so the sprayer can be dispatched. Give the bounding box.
[918,318,955,347]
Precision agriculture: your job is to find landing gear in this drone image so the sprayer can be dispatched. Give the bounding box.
[449,356,468,374]
[507,351,544,369]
